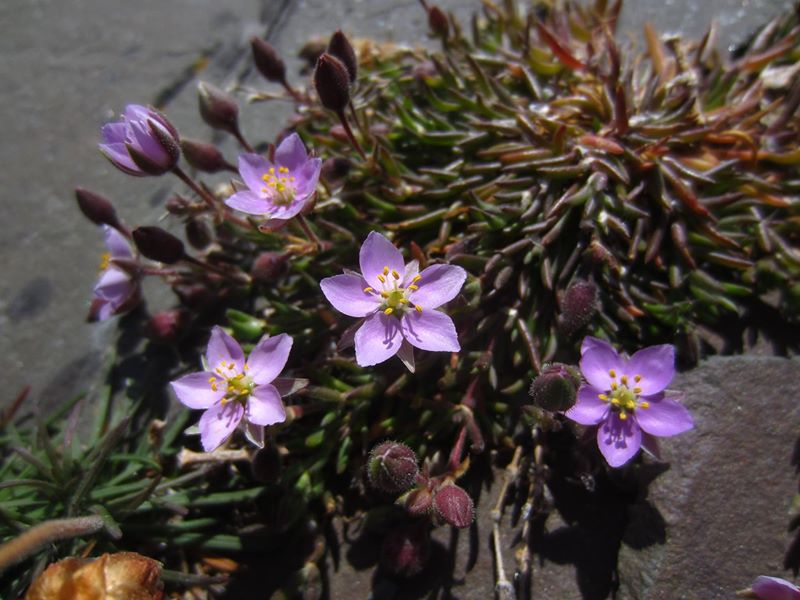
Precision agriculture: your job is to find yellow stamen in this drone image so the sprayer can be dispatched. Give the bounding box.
[244,364,249,371]
[363,287,374,293]
[625,400,636,410]
[208,377,216,383]
[398,299,407,304]
[392,270,400,280]
[408,285,419,291]
[383,266,389,275]
[98,252,111,272]
[380,291,389,298]
[619,411,628,420]
[377,274,386,283]
[412,275,421,283]
[415,305,423,312]
[633,387,642,394]
[598,394,608,401]
[639,401,650,409]
[384,307,393,315]
[621,375,628,385]
[634,374,642,382]
[279,166,289,173]
[610,382,618,390]
[210,383,218,392]
[611,398,620,406]
[609,369,617,378]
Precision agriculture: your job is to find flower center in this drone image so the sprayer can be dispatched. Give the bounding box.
[598,370,649,420]
[208,363,255,405]
[261,166,297,206]
[363,266,423,317]
[98,252,111,273]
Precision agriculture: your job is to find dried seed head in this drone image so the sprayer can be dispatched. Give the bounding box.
[313,53,351,113]
[432,484,474,528]
[367,441,419,495]
[251,37,287,83]
[197,82,240,135]
[558,279,599,337]
[132,226,185,264]
[75,187,121,229]
[327,30,357,84]
[180,138,231,173]
[529,362,582,412]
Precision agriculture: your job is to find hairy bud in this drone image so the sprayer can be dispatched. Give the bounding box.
[148,309,188,344]
[558,279,598,337]
[432,484,474,528]
[428,6,450,37]
[132,227,185,264]
[181,138,233,173]
[367,441,419,495]
[313,53,350,113]
[251,251,289,283]
[75,188,121,229]
[380,523,430,578]
[327,30,357,84]
[251,37,287,83]
[529,362,582,412]
[397,486,433,517]
[197,82,240,135]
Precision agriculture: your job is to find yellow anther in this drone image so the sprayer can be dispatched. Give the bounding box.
[215,368,224,375]
[383,266,389,275]
[625,400,636,410]
[611,398,620,406]
[208,377,216,383]
[639,401,650,409]
[621,375,628,385]
[269,167,275,174]
[634,374,642,382]
[279,166,289,173]
[234,373,245,380]
[392,270,400,280]
[210,383,218,392]
[408,285,419,291]
[598,394,608,401]
[98,252,111,272]
[363,287,374,293]
[398,299,407,304]
[619,411,628,420]
[380,291,389,298]
[633,387,642,394]
[244,364,249,371]
[415,305,423,312]
[412,275,421,283]
[384,307,393,315]
[610,382,618,390]
[377,274,386,283]
[609,369,617,378]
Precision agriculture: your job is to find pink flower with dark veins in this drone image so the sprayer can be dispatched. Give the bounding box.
[564,337,694,467]
[320,231,466,370]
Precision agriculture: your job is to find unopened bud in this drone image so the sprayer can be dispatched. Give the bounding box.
[529,362,581,412]
[251,37,287,83]
[299,38,328,69]
[367,441,419,495]
[181,138,233,173]
[132,227,185,264]
[251,251,289,283]
[197,82,240,135]
[327,30,357,84]
[185,217,212,249]
[428,6,450,37]
[558,279,598,337]
[314,53,350,113]
[380,523,430,578]
[397,486,433,517]
[433,484,474,528]
[75,187,121,229]
[148,309,188,343]
[320,157,351,184]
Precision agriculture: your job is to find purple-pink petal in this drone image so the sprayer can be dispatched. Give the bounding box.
[99,143,141,174]
[597,413,642,467]
[94,267,130,296]
[129,120,169,165]
[751,576,800,600]
[206,326,245,374]
[403,260,420,285]
[624,344,675,395]
[246,384,287,426]
[101,122,128,145]
[237,153,272,193]
[359,232,405,289]
[320,274,380,317]
[634,395,694,437]
[292,157,322,198]
[226,190,268,215]
[170,372,225,409]
[565,385,609,425]
[399,309,459,352]
[580,337,624,390]
[274,133,309,171]
[408,264,466,309]
[103,226,132,258]
[199,401,244,452]
[354,311,402,366]
[247,333,293,385]
[265,196,305,221]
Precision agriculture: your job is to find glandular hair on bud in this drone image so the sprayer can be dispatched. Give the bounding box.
[132,227,185,264]
[397,486,433,517]
[313,53,351,113]
[529,362,582,412]
[432,484,474,529]
[197,82,240,134]
[75,187,120,228]
[558,279,599,337]
[251,37,287,83]
[367,441,419,495]
[181,138,231,173]
[327,30,357,84]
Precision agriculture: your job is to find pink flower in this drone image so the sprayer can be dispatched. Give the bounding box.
[170,327,296,451]
[90,226,140,321]
[564,337,693,467]
[320,231,466,370]
[99,104,180,176]
[746,576,800,600]
[225,133,321,221]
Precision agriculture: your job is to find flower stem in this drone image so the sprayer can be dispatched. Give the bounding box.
[492,445,522,600]
[177,448,250,469]
[172,165,217,210]
[336,110,367,160]
[232,127,255,153]
[182,254,251,285]
[296,214,323,251]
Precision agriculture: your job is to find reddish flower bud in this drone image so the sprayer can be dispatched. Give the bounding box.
[313,53,351,113]
[380,523,431,578]
[327,30,357,84]
[75,187,121,229]
[185,217,212,250]
[428,6,450,37]
[251,37,287,83]
[148,309,188,343]
[529,362,581,412]
[558,279,598,337]
[320,157,351,184]
[367,441,419,495]
[197,82,240,135]
[251,251,289,283]
[132,227,185,264]
[397,486,433,517]
[432,484,474,529]
[299,38,328,69]
[180,138,233,173]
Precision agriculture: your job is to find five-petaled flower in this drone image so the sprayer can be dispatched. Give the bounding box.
[170,326,294,452]
[90,226,140,321]
[565,337,693,467]
[99,104,180,176]
[320,231,466,369]
[226,133,322,222]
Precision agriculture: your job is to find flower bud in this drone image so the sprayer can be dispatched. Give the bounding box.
[175,283,214,310]
[197,82,240,135]
[327,30,357,84]
[558,279,598,337]
[367,441,419,495]
[432,484,474,528]
[320,157,351,184]
[148,309,188,343]
[185,217,212,249]
[25,552,163,600]
[251,37,287,83]
[528,362,581,412]
[397,486,433,517]
[380,523,430,578]
[180,138,233,173]
[132,227,185,264]
[75,187,121,229]
[313,53,350,113]
[427,6,450,37]
[251,251,289,283]
[299,38,328,69]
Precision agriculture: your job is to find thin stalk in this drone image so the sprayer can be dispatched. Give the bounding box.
[231,127,255,153]
[336,110,366,160]
[296,214,323,251]
[492,445,522,600]
[172,165,218,210]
